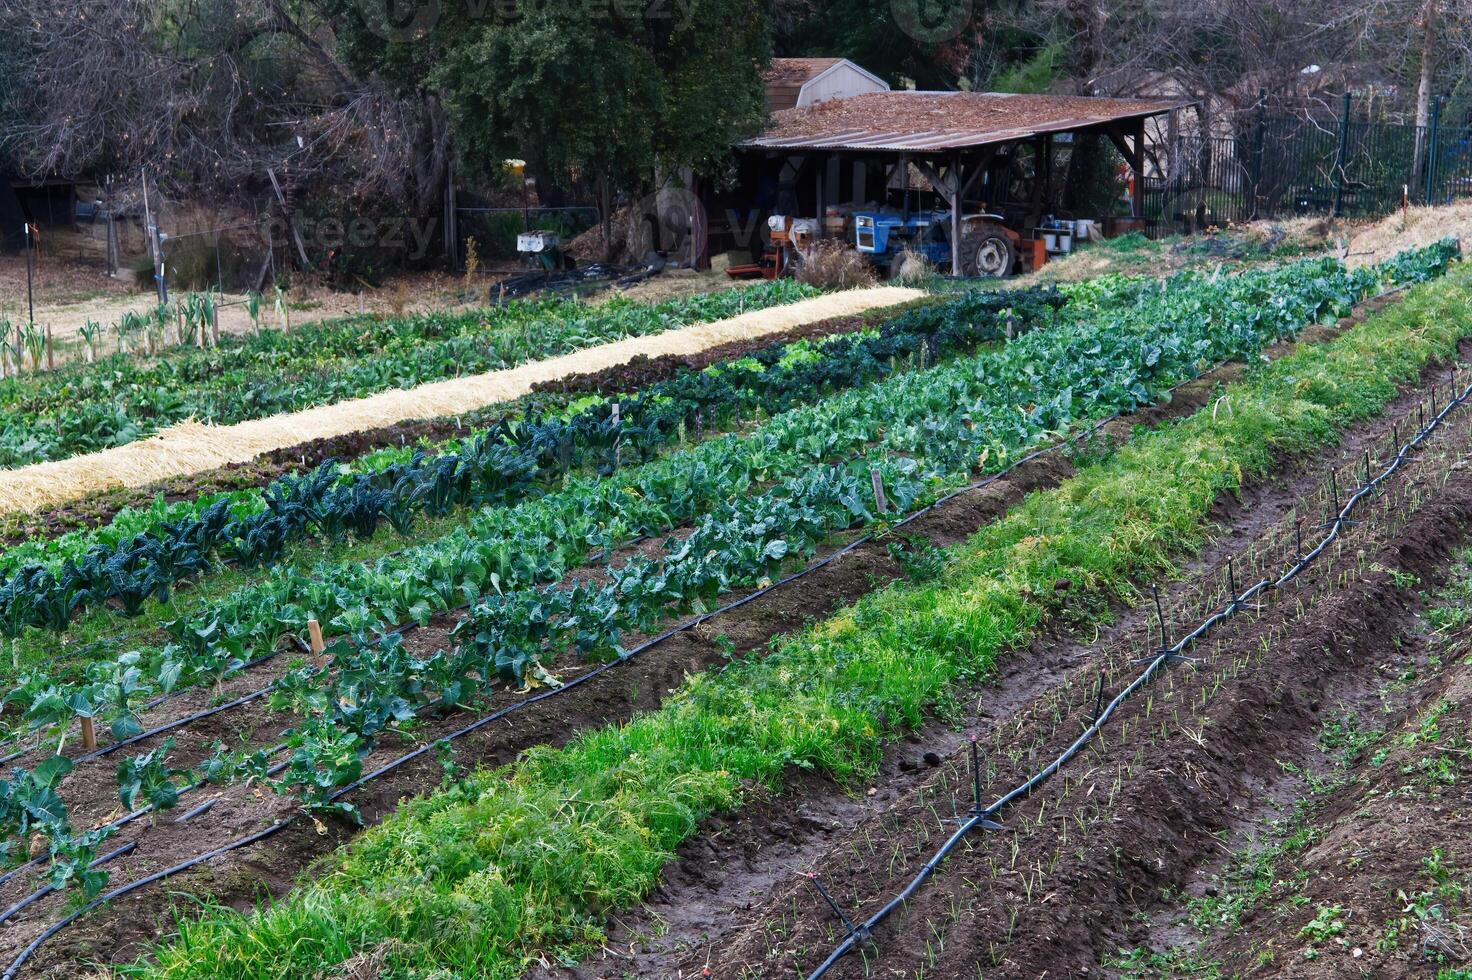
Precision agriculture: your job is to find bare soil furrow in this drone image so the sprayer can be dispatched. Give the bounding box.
[687,371,1472,980]
[0,294,1418,975]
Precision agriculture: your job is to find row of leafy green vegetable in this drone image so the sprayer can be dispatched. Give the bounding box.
[0,273,1160,576]
[0,288,1067,651]
[7,247,1448,745]
[0,283,1078,747]
[0,279,816,468]
[0,242,1454,900]
[0,279,1082,882]
[0,284,1065,898]
[130,253,1472,980]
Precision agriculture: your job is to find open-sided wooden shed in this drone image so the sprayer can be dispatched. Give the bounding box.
[712,86,1188,275]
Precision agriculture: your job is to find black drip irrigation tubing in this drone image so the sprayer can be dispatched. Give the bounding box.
[0,640,308,768]
[61,630,321,767]
[0,734,293,895]
[0,368,1198,979]
[0,843,136,927]
[0,286,1416,978]
[802,371,1472,980]
[0,282,1412,769]
[0,822,285,980]
[3,533,674,776]
[74,688,271,765]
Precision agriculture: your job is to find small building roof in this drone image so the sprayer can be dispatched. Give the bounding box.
[745,90,1189,153]
[763,58,845,88]
[762,57,890,113]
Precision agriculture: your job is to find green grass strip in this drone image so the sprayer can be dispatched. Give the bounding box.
[129,266,1472,979]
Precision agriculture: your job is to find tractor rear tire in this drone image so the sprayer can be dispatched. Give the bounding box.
[960,225,1016,278]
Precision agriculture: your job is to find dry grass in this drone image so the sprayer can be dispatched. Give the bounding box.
[1346,199,1472,268]
[890,248,934,285]
[796,241,877,290]
[1019,232,1163,285]
[613,267,735,304]
[1239,216,1333,252]
[0,286,922,515]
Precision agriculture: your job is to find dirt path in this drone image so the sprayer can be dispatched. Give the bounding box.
[0,286,921,517]
[1157,556,1472,975]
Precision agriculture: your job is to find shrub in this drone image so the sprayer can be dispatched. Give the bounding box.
[796,240,877,290]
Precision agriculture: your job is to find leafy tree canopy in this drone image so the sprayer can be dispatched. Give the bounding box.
[338,0,769,192]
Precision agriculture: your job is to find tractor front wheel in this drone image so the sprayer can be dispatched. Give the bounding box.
[960,225,1016,278]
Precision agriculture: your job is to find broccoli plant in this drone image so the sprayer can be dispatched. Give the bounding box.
[116,737,191,812]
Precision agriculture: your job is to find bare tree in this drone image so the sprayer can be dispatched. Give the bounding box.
[1413,0,1440,182]
[0,0,448,220]
[1034,0,1472,134]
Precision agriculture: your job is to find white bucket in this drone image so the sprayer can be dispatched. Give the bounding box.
[1042,232,1059,252]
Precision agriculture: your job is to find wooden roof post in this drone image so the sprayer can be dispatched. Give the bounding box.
[1104,122,1147,222]
[1025,136,1046,229]
[951,151,963,277]
[1131,117,1146,219]
[816,153,826,234]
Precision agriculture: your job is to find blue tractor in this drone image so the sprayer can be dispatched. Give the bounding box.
[854,209,1019,278]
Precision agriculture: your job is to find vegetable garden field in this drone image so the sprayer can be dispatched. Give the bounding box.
[0,241,1467,979]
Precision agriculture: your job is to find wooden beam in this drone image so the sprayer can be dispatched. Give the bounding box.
[913,158,956,207]
[267,168,310,270]
[958,148,992,204]
[1132,118,1147,219]
[1102,124,1141,171]
[913,156,980,277]
[815,153,826,230]
[1103,122,1147,220]
[1026,136,1046,228]
[900,153,911,216]
[1041,134,1054,212]
[778,155,806,216]
[951,152,962,276]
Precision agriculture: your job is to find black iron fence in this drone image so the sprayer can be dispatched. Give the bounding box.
[1145,96,1472,235]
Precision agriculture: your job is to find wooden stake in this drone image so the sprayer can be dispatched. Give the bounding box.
[267,168,311,270]
[307,618,325,655]
[870,468,888,514]
[80,716,96,751]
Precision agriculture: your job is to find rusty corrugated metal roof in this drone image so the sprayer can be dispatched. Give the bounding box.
[763,58,844,88]
[745,91,1191,152]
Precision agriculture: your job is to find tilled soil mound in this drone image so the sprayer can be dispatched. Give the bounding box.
[0,293,1429,976]
[688,386,1472,980]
